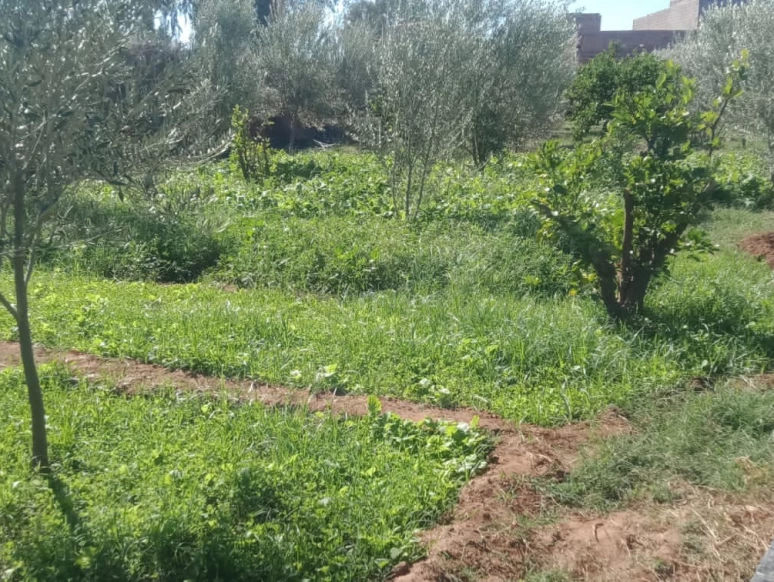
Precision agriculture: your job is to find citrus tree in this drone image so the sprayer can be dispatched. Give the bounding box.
[566,47,668,140]
[533,58,746,319]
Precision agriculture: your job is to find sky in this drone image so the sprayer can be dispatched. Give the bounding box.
[569,0,671,31]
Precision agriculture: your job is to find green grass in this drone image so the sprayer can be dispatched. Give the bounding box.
[211,216,574,297]
[6,227,774,425]
[540,381,774,510]
[0,366,490,581]
[4,147,774,579]
[12,150,774,425]
[702,207,774,249]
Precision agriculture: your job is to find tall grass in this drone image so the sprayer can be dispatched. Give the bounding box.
[21,150,774,424]
[9,239,774,425]
[543,381,774,509]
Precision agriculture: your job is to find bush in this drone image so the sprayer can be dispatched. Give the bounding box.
[711,151,774,210]
[42,187,229,284]
[214,215,578,297]
[215,216,445,294]
[565,48,668,139]
[534,58,745,319]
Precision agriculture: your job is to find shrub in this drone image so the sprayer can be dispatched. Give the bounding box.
[43,188,228,284]
[565,47,668,139]
[533,58,745,319]
[230,106,273,182]
[214,215,579,297]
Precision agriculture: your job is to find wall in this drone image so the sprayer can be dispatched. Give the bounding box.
[633,0,746,31]
[576,30,682,63]
[633,0,701,31]
[573,12,602,35]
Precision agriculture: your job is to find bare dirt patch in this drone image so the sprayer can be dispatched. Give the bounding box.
[396,479,774,582]
[0,341,769,581]
[0,341,511,429]
[740,232,774,268]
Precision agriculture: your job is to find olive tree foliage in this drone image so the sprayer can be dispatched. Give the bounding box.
[346,0,575,218]
[193,0,264,117]
[466,0,576,165]
[332,20,378,113]
[664,0,774,175]
[255,4,339,149]
[184,0,338,121]
[353,0,485,220]
[0,0,221,471]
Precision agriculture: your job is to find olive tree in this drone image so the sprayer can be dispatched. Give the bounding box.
[467,0,576,164]
[255,4,339,149]
[350,0,576,218]
[665,0,774,175]
[193,0,265,117]
[0,0,220,470]
[354,0,486,219]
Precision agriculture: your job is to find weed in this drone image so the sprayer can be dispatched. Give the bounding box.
[0,366,490,581]
[541,383,774,509]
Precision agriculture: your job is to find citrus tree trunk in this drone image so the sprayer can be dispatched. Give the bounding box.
[13,177,49,471]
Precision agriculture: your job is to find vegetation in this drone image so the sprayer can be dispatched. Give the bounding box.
[534,57,746,318]
[543,380,774,510]
[0,0,221,470]
[665,0,774,178]
[566,47,667,139]
[3,0,774,578]
[11,185,774,424]
[0,366,490,580]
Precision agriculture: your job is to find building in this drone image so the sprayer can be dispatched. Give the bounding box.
[573,13,679,63]
[574,0,746,63]
[633,0,743,31]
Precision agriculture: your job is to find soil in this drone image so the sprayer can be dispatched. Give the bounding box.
[740,232,774,268]
[0,341,770,581]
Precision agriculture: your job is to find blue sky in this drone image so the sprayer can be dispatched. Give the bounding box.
[570,0,671,30]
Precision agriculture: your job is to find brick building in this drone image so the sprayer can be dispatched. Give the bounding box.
[633,0,744,31]
[573,13,680,63]
[574,0,746,63]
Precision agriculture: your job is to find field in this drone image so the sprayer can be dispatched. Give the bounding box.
[3,148,774,580]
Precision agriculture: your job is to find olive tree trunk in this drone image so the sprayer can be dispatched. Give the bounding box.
[13,176,49,471]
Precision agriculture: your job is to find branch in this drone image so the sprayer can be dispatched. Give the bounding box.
[0,289,18,321]
[620,188,635,298]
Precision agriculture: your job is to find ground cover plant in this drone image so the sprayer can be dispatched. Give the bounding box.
[8,203,774,426]
[0,365,490,581]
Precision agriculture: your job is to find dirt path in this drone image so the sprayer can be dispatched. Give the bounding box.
[1,342,770,581]
[741,232,774,268]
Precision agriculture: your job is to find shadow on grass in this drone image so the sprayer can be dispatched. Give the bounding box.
[47,474,83,534]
